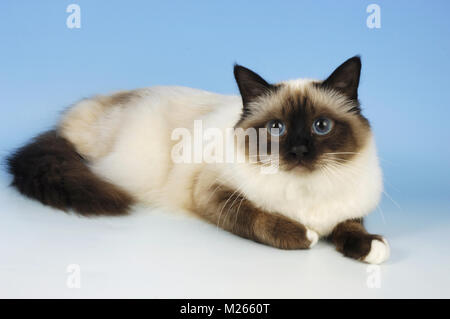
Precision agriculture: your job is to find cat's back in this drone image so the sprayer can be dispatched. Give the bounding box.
[58,85,241,207]
[59,86,240,160]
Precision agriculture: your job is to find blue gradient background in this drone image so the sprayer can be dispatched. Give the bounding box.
[0,0,449,298]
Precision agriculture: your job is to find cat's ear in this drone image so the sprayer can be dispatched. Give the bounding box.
[234,64,274,106]
[321,56,361,101]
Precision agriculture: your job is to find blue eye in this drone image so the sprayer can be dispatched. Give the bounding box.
[312,117,333,135]
[267,119,286,136]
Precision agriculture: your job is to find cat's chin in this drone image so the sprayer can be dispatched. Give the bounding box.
[281,162,316,174]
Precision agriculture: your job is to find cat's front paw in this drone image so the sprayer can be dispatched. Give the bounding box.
[306,229,319,248]
[363,237,390,264]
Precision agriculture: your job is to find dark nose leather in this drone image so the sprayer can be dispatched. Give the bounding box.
[289,145,309,159]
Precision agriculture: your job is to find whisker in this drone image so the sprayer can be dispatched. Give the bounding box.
[382,190,402,211]
[323,152,362,155]
[217,181,248,229]
[376,205,387,224]
[233,197,246,231]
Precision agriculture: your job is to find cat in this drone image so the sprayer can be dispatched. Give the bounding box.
[7,56,389,264]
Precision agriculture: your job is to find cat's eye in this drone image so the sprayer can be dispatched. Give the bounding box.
[266,119,286,136]
[312,117,333,135]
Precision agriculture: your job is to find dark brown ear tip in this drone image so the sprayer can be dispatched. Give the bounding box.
[233,64,241,78]
[347,56,362,68]
[233,64,249,77]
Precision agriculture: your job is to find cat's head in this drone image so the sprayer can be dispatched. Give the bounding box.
[234,56,372,173]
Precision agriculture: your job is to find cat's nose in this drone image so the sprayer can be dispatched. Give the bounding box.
[289,145,309,159]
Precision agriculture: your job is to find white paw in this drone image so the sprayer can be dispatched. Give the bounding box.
[306,229,319,248]
[363,238,390,264]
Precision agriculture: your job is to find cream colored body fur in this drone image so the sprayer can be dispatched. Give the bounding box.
[59,83,383,237]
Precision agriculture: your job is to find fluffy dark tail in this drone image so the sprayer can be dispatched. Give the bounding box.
[6,130,133,216]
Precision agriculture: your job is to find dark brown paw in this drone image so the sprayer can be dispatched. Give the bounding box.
[257,214,317,249]
[341,233,389,264]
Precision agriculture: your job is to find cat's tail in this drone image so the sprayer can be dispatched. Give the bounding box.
[6,130,133,216]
